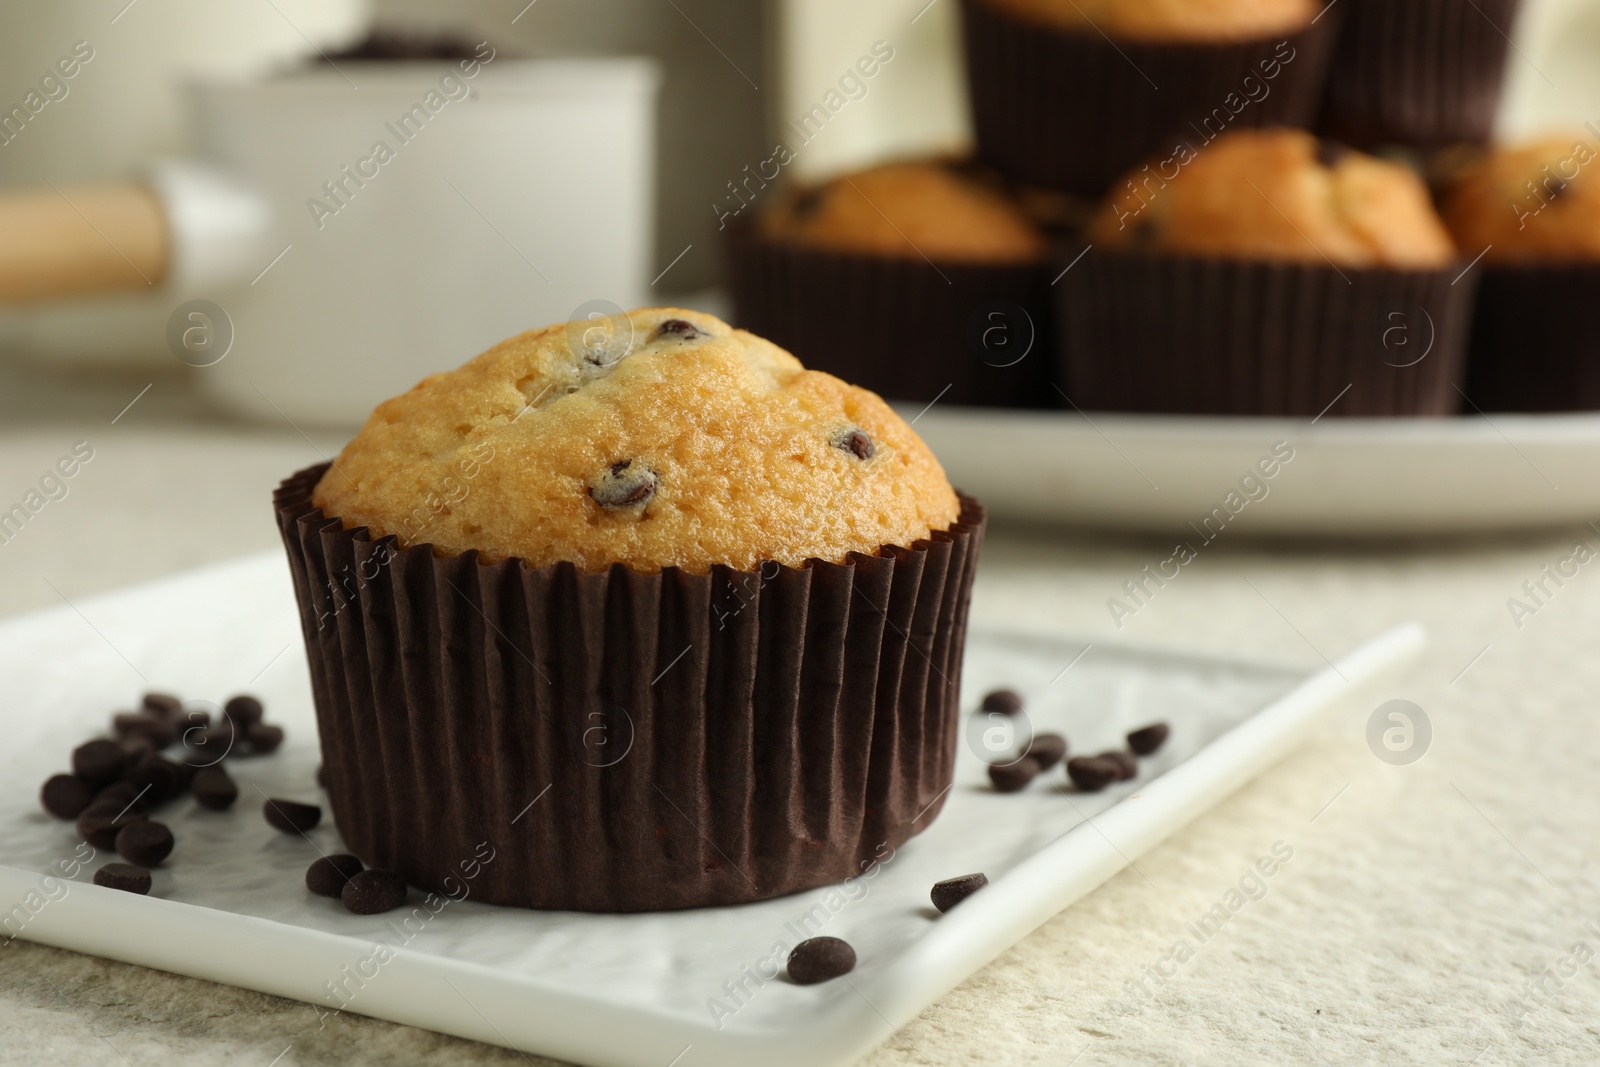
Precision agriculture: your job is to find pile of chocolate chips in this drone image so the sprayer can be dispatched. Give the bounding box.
[38,691,285,894]
[979,688,1170,795]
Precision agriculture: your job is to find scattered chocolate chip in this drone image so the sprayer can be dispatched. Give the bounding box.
[40,774,96,819]
[980,689,1023,716]
[119,736,156,765]
[142,692,183,717]
[307,854,366,898]
[116,821,174,867]
[1027,733,1068,771]
[652,318,703,341]
[1127,723,1170,756]
[224,695,264,727]
[1316,138,1349,169]
[342,868,407,915]
[1066,756,1121,792]
[787,936,856,984]
[95,780,151,814]
[988,757,1040,793]
[931,873,989,913]
[121,756,185,804]
[192,766,238,811]
[184,723,234,765]
[589,460,657,509]
[832,428,875,461]
[93,862,151,895]
[77,804,147,850]
[263,798,322,834]
[72,740,125,786]
[1099,751,1137,781]
[112,712,179,748]
[246,723,285,755]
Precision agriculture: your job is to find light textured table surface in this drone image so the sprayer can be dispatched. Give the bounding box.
[1,400,1596,1066]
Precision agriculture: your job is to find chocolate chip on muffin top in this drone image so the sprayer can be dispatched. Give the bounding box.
[312,308,960,574]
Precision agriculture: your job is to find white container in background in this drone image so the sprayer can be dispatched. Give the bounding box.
[189,57,660,425]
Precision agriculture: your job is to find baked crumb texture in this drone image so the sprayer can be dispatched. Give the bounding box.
[312,308,961,574]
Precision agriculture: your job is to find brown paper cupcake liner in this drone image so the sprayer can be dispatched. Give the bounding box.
[1464,261,1600,412]
[1317,0,1523,149]
[1056,248,1477,416]
[274,464,985,912]
[959,0,1342,198]
[722,221,1057,410]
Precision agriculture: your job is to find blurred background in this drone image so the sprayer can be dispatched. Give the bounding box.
[4,0,1600,614]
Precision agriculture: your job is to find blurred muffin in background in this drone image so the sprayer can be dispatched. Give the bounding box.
[1317,0,1523,150]
[960,0,1341,198]
[1061,128,1471,416]
[726,159,1057,411]
[1443,131,1600,411]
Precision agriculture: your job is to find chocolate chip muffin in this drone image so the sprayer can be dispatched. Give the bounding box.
[276,308,986,911]
[960,0,1341,197]
[982,0,1315,41]
[1443,133,1600,410]
[757,161,1048,264]
[1088,129,1456,266]
[1317,0,1522,150]
[312,307,959,573]
[727,160,1055,411]
[1061,128,1473,416]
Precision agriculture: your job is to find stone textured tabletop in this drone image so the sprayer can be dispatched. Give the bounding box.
[1,412,1595,1066]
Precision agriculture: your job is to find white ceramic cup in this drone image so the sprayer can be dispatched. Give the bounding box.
[185,54,659,425]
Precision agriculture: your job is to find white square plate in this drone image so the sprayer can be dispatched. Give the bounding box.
[0,553,1420,1067]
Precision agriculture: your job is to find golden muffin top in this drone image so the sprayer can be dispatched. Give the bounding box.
[981,0,1316,42]
[1442,132,1600,264]
[312,308,960,574]
[759,161,1048,264]
[1088,129,1457,267]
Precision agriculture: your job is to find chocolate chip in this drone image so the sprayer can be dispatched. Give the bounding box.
[246,723,285,755]
[792,186,825,219]
[1027,733,1068,771]
[263,798,321,834]
[119,736,156,765]
[142,692,183,717]
[121,756,185,805]
[931,873,989,913]
[589,460,657,509]
[832,428,875,460]
[116,821,174,867]
[1316,138,1349,169]
[307,854,365,898]
[94,780,151,814]
[1066,756,1121,792]
[1099,751,1137,781]
[77,804,147,850]
[342,869,407,915]
[980,689,1023,716]
[1127,723,1170,755]
[192,766,238,811]
[113,712,179,748]
[183,723,235,765]
[988,757,1040,793]
[40,774,96,819]
[787,936,856,984]
[653,318,703,342]
[224,695,264,727]
[93,862,152,895]
[72,739,125,786]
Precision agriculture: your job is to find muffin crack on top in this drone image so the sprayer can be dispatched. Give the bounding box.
[311,307,960,574]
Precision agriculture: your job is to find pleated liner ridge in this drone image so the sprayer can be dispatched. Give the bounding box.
[723,221,1057,410]
[959,0,1342,199]
[1465,262,1600,413]
[1316,0,1523,149]
[274,465,986,912]
[1057,249,1477,417]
